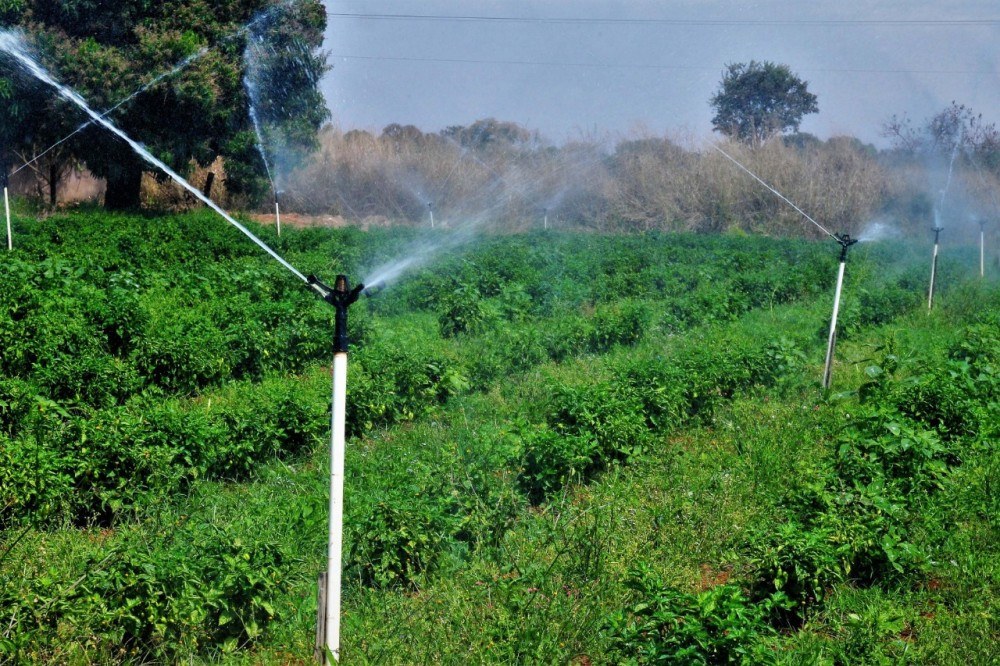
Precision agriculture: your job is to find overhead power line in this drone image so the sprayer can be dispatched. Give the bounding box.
[328,53,994,77]
[327,12,1000,27]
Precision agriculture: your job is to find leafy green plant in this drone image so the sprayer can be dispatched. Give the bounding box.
[518,425,599,503]
[608,566,780,664]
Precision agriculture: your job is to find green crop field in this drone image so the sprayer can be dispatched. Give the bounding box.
[1,209,997,664]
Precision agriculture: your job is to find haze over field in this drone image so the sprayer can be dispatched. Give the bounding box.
[320,1,1000,144]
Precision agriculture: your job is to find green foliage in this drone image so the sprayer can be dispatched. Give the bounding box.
[1,210,993,662]
[608,567,779,664]
[348,496,457,589]
[1,523,288,661]
[518,425,599,503]
[437,281,495,338]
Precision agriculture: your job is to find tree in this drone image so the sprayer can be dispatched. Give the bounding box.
[882,102,1000,174]
[1,0,328,209]
[710,61,818,146]
[440,118,535,151]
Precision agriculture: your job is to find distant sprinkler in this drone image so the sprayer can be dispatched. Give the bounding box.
[980,220,987,278]
[928,226,944,311]
[542,207,548,230]
[427,201,434,229]
[275,189,283,237]
[2,168,10,252]
[2,142,10,251]
[822,233,859,389]
[307,273,364,665]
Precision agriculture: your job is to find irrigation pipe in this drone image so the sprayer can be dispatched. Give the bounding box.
[710,143,837,241]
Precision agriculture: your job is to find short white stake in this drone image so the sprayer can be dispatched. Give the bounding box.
[275,193,282,237]
[4,186,11,251]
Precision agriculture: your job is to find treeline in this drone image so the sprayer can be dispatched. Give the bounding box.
[276,109,1000,241]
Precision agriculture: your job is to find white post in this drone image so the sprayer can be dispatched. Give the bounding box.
[428,205,434,229]
[4,186,11,252]
[275,198,281,237]
[928,238,940,311]
[822,259,846,389]
[325,350,347,663]
[981,226,985,278]
[544,212,548,230]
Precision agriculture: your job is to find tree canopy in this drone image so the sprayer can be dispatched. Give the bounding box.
[0,0,328,209]
[710,60,818,146]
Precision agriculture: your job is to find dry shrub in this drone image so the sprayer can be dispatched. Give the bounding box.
[140,157,230,211]
[275,121,998,240]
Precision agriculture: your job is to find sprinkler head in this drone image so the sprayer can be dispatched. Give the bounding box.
[834,233,858,261]
[309,274,365,353]
[309,274,364,308]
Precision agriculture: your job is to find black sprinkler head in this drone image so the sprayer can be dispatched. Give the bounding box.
[308,274,365,353]
[834,233,858,261]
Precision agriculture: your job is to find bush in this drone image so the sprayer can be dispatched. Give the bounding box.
[348,498,456,589]
[135,318,232,394]
[437,282,495,338]
[608,566,779,664]
[590,299,650,351]
[518,425,599,503]
[547,381,649,462]
[61,526,289,659]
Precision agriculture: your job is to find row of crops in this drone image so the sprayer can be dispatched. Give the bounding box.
[0,208,996,662]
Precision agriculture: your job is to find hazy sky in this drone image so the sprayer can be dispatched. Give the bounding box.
[319,1,1000,146]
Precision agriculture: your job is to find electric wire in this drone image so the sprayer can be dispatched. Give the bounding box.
[327,54,993,77]
[710,143,837,241]
[328,12,1000,27]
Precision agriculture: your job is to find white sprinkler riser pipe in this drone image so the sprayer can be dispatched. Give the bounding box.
[325,351,348,663]
[928,242,939,310]
[4,187,11,251]
[544,214,548,230]
[822,259,846,389]
[429,210,434,229]
[275,200,281,237]
[981,230,985,278]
